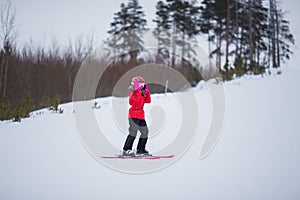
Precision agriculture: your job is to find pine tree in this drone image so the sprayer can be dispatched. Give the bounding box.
[154,0,200,66]
[10,91,34,122]
[277,10,294,66]
[127,0,147,30]
[247,0,268,73]
[153,0,172,61]
[268,0,294,68]
[21,91,34,118]
[177,1,200,63]
[200,0,228,69]
[39,96,52,109]
[106,0,147,60]
[107,3,130,58]
[235,0,251,62]
[127,0,147,59]
[0,96,11,120]
[199,0,215,69]
[53,95,61,112]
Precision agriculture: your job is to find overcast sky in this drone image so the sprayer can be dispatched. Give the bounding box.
[12,0,300,67]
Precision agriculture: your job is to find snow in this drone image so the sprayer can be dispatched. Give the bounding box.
[1,67,300,200]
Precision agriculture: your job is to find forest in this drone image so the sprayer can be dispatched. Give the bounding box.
[0,0,294,121]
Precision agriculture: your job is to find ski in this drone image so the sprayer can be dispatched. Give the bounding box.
[101,154,174,160]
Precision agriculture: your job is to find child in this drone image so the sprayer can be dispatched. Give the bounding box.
[122,76,151,156]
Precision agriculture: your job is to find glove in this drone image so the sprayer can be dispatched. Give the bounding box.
[142,84,149,95]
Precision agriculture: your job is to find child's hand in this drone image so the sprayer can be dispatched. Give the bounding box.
[142,84,149,95]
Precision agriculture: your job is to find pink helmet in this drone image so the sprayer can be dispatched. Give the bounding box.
[131,76,145,83]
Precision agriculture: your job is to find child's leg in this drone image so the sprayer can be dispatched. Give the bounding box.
[137,120,149,152]
[138,119,149,138]
[123,118,139,151]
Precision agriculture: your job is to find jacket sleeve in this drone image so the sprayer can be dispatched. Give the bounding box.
[144,93,151,104]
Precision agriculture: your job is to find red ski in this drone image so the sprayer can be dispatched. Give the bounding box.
[101,154,174,160]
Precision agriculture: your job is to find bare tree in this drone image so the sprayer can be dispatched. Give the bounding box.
[0,0,16,46]
[0,0,17,97]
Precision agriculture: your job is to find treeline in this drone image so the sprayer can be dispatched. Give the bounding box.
[106,0,294,81]
[0,0,295,121]
[0,0,94,120]
[0,38,89,121]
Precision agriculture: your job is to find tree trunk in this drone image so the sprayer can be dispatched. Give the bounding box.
[171,21,177,67]
[181,31,185,66]
[235,0,239,58]
[270,0,277,68]
[268,29,271,68]
[208,33,212,69]
[257,42,260,67]
[249,0,253,63]
[217,20,222,69]
[3,57,8,97]
[238,27,244,56]
[275,4,281,68]
[0,56,3,97]
[225,0,230,67]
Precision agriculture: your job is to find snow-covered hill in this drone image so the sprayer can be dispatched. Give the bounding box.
[1,67,300,200]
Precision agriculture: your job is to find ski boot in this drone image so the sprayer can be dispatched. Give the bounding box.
[136,137,151,156]
[136,149,152,156]
[122,149,136,157]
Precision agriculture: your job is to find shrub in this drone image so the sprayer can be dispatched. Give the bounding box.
[220,63,235,81]
[0,97,11,120]
[39,96,52,109]
[52,95,61,112]
[234,56,246,78]
[21,92,34,118]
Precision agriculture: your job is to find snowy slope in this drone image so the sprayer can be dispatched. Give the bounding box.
[1,67,300,200]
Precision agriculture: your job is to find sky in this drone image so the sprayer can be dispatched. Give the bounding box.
[11,0,300,67]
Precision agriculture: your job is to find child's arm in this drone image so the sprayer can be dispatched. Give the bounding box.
[143,84,151,103]
[144,93,151,104]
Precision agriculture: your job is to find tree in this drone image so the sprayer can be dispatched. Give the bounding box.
[106,0,147,60]
[200,0,229,69]
[199,0,215,69]
[199,0,295,79]
[246,0,268,73]
[268,0,294,68]
[225,0,231,67]
[106,3,129,58]
[276,9,294,66]
[176,0,201,63]
[21,91,34,117]
[0,0,17,98]
[153,0,200,66]
[153,0,171,61]
[127,0,147,59]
